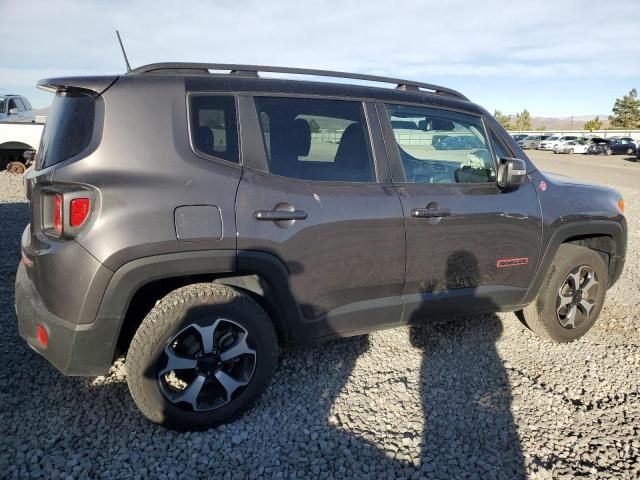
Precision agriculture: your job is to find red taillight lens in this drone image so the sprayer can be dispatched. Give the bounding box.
[53,194,63,235]
[70,198,90,227]
[36,324,48,347]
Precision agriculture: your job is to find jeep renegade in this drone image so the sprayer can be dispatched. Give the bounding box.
[16,63,627,430]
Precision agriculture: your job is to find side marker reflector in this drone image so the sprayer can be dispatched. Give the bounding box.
[36,325,48,348]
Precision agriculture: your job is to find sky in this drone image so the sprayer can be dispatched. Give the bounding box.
[1,0,639,117]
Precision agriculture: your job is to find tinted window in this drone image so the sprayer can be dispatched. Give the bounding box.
[14,98,25,112]
[255,97,375,182]
[21,97,32,110]
[385,104,496,184]
[37,92,95,170]
[189,95,239,164]
[0,98,5,113]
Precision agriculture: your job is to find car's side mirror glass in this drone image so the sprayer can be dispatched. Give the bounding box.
[497,157,527,189]
[9,108,18,115]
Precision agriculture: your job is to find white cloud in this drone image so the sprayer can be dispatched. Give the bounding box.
[1,0,638,113]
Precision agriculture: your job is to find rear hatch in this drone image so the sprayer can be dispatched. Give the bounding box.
[24,76,118,254]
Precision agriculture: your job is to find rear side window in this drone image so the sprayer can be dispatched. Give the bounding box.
[189,95,239,164]
[37,92,95,170]
[254,97,375,182]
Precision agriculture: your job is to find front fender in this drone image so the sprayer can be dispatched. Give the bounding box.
[524,218,627,305]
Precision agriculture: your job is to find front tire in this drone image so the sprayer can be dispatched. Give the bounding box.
[126,283,278,430]
[518,244,607,343]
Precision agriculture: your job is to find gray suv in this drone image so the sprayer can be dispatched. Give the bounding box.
[16,63,627,430]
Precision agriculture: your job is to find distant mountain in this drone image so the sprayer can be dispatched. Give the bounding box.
[506,114,610,131]
[33,107,50,116]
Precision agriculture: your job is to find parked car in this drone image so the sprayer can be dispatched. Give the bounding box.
[538,135,579,151]
[16,63,627,430]
[587,138,638,156]
[433,134,483,150]
[517,134,550,149]
[553,140,588,154]
[512,134,528,142]
[0,95,35,123]
[0,122,43,173]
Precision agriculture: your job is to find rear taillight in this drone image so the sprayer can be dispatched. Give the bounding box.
[70,198,90,227]
[53,193,63,235]
[42,189,94,238]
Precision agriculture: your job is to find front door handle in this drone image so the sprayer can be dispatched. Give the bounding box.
[254,209,308,221]
[411,207,451,218]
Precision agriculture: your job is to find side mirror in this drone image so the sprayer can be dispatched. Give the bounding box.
[497,158,527,189]
[9,108,18,115]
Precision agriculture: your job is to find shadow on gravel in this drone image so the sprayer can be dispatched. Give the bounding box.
[0,200,525,479]
[407,250,525,479]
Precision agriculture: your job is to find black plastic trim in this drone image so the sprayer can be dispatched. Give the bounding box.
[524,220,627,304]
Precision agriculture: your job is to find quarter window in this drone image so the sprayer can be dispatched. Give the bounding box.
[385,104,496,184]
[189,95,239,164]
[255,97,375,182]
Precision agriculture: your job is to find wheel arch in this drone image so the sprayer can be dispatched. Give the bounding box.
[101,250,301,361]
[0,141,35,151]
[524,219,626,305]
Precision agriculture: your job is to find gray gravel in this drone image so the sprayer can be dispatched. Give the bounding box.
[1,153,639,479]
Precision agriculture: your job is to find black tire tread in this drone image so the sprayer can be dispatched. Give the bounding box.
[520,244,607,343]
[125,282,277,429]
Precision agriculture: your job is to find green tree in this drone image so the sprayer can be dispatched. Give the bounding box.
[493,110,512,130]
[584,116,602,132]
[609,88,640,128]
[309,118,321,133]
[515,109,532,130]
[537,125,546,131]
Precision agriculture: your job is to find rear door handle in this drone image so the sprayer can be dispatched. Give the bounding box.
[254,209,308,221]
[411,207,451,218]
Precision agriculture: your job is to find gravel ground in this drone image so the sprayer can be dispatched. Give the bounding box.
[0,152,639,479]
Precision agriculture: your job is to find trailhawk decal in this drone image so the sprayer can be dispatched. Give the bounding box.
[496,257,529,268]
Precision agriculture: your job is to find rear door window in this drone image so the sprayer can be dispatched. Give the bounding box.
[254,96,375,182]
[37,92,95,170]
[189,95,239,164]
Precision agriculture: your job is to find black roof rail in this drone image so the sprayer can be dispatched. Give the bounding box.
[130,62,469,101]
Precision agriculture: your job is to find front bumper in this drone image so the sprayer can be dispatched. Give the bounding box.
[16,262,117,376]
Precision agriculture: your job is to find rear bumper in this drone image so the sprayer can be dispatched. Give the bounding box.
[15,262,116,376]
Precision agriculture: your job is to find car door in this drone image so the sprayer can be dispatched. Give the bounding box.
[235,95,406,341]
[378,102,543,322]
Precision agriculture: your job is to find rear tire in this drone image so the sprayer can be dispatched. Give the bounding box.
[518,244,607,343]
[126,283,278,430]
[605,147,612,156]
[7,161,26,175]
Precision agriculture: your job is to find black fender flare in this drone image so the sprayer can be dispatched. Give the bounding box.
[94,249,301,369]
[524,219,626,305]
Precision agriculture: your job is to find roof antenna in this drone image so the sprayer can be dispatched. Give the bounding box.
[116,30,132,73]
